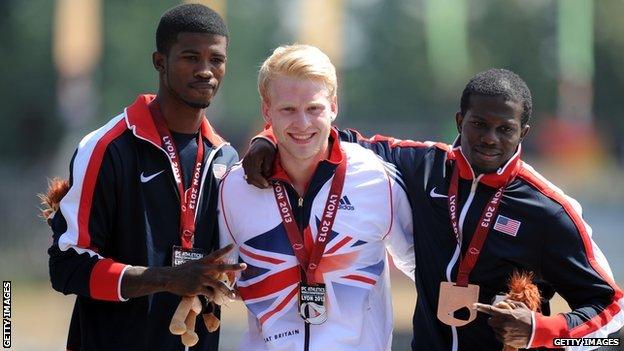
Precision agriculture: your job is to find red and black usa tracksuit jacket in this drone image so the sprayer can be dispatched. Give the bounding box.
[47,95,238,351]
[335,129,623,351]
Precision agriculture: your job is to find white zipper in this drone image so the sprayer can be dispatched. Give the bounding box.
[445,174,482,351]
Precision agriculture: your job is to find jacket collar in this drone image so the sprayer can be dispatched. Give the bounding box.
[269,128,344,184]
[124,94,226,149]
[448,135,523,188]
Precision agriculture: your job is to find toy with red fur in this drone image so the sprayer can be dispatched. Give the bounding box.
[38,177,70,222]
[494,271,541,351]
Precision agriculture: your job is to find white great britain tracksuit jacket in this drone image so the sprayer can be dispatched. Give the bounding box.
[218,132,414,351]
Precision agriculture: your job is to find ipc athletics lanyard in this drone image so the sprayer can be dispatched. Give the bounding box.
[447,163,507,287]
[272,153,347,284]
[149,102,205,249]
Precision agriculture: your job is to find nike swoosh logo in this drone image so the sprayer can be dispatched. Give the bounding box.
[430,187,448,198]
[140,170,164,183]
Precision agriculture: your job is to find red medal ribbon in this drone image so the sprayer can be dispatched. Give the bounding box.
[149,102,205,249]
[272,152,347,284]
[447,164,507,287]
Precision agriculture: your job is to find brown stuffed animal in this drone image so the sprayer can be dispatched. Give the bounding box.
[494,271,541,351]
[169,295,203,345]
[168,271,233,347]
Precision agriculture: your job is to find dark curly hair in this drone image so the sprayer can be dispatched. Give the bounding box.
[156,3,228,54]
[460,68,532,126]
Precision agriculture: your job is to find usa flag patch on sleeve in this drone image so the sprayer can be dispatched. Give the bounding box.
[493,215,521,236]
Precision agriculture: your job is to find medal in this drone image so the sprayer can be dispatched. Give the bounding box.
[271,150,347,324]
[171,246,206,267]
[437,281,479,327]
[298,283,327,325]
[437,163,507,327]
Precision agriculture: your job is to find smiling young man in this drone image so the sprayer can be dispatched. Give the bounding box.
[46,4,246,351]
[244,69,623,350]
[218,44,414,351]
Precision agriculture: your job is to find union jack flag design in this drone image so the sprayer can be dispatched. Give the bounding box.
[493,215,521,236]
[236,217,384,328]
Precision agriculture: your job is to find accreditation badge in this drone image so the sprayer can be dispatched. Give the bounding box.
[299,283,327,325]
[436,281,480,327]
[171,245,206,267]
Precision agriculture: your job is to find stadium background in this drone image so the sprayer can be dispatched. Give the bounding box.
[0,0,622,349]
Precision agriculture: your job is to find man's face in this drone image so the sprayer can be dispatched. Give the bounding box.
[155,32,227,109]
[456,94,530,174]
[262,76,337,164]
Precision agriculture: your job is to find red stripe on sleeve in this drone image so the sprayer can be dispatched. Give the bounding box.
[77,120,127,248]
[569,300,622,338]
[89,258,128,301]
[530,313,569,348]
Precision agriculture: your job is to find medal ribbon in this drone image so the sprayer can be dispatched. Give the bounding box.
[447,164,506,287]
[272,153,347,284]
[149,102,205,249]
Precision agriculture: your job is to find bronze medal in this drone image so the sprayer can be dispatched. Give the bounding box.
[437,281,479,327]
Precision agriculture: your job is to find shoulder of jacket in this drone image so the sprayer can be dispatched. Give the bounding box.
[219,163,247,189]
[516,162,582,220]
[342,142,382,162]
[216,143,238,160]
[75,114,131,156]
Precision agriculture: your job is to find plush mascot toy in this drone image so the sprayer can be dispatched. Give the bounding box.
[494,271,541,351]
[39,178,235,348]
[168,272,233,347]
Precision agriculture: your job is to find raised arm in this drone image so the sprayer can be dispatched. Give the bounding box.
[242,126,437,189]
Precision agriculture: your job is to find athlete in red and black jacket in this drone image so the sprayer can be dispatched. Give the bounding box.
[48,94,240,350]
[244,69,623,350]
[46,5,246,351]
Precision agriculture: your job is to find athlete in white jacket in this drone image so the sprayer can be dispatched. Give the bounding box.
[217,44,414,351]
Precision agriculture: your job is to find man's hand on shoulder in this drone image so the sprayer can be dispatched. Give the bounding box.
[121,244,246,299]
[241,138,276,189]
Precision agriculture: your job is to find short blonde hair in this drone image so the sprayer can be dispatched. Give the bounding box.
[258,44,337,103]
